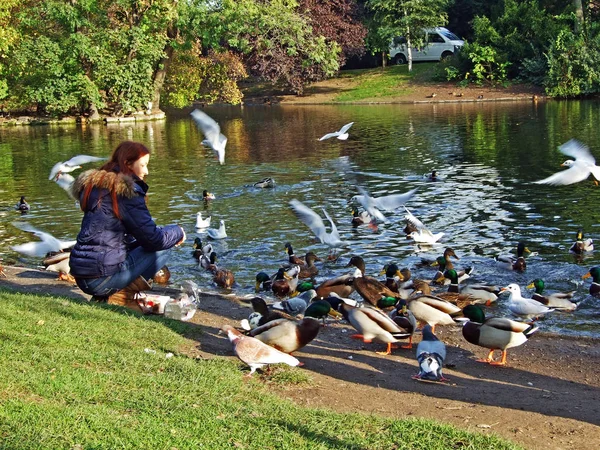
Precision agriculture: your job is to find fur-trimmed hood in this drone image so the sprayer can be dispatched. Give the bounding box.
[71,169,145,199]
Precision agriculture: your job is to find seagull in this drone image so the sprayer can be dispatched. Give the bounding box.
[412,325,448,382]
[48,155,107,181]
[221,324,300,376]
[190,109,227,165]
[206,220,227,240]
[195,212,211,229]
[53,173,76,199]
[11,222,76,258]
[533,139,600,185]
[289,200,347,255]
[351,186,418,223]
[318,122,354,141]
[501,283,554,320]
[404,207,444,244]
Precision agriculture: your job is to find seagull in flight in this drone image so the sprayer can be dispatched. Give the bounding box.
[11,222,76,258]
[351,187,418,223]
[319,122,354,141]
[289,200,347,256]
[191,109,227,165]
[404,207,444,244]
[48,155,107,180]
[533,139,600,185]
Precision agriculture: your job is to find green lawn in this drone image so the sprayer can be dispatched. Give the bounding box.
[0,290,521,449]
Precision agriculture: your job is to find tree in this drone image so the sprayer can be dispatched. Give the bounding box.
[367,0,451,71]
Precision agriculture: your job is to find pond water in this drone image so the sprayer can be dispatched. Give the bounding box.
[1,100,600,338]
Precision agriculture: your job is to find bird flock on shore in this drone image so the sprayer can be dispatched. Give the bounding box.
[7,110,600,380]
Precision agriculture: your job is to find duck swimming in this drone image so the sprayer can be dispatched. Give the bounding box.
[570,229,594,254]
[253,177,275,188]
[496,242,530,271]
[15,196,30,213]
[526,278,578,311]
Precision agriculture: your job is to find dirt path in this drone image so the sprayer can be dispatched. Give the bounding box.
[1,265,598,450]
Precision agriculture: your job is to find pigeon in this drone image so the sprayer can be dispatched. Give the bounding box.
[221,324,300,376]
[289,199,347,254]
[48,155,107,180]
[11,222,76,258]
[195,212,211,229]
[191,109,227,165]
[351,186,418,223]
[412,325,447,382]
[206,220,227,240]
[318,122,354,141]
[272,289,318,316]
[533,139,600,185]
[404,207,444,244]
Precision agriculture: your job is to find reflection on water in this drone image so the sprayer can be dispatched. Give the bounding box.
[1,101,600,337]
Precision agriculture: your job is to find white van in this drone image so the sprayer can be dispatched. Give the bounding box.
[389,27,464,65]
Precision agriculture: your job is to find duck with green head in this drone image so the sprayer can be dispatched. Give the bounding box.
[462,305,539,366]
[496,242,530,271]
[407,287,467,333]
[582,267,600,296]
[526,278,578,311]
[255,271,273,292]
[437,268,499,306]
[570,229,594,254]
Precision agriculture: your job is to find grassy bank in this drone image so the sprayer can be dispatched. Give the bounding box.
[0,290,520,449]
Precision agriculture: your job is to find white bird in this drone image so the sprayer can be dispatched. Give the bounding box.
[533,139,600,185]
[11,222,76,258]
[48,155,107,181]
[221,324,300,376]
[53,173,76,199]
[43,252,75,282]
[404,207,444,244]
[190,109,227,165]
[352,186,418,223]
[318,122,354,141]
[289,200,346,253]
[195,212,211,229]
[206,220,227,240]
[501,283,554,320]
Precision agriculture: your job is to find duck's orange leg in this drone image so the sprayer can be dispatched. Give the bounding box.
[401,335,413,349]
[477,349,495,363]
[376,342,398,355]
[489,350,508,366]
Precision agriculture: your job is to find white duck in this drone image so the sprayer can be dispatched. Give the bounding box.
[191,109,227,165]
[533,139,600,185]
[501,283,554,320]
[206,220,227,240]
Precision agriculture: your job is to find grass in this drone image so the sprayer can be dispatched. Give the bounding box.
[0,289,522,449]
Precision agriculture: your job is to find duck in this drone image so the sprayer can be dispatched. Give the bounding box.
[42,251,75,283]
[221,324,299,377]
[284,242,305,265]
[526,279,578,311]
[212,265,235,289]
[206,220,227,240]
[248,301,328,354]
[253,177,275,188]
[423,170,441,182]
[241,297,290,330]
[347,256,402,307]
[437,268,499,306]
[582,267,600,296]
[0,263,6,277]
[200,251,218,272]
[351,209,373,227]
[431,256,473,285]
[407,291,467,332]
[153,266,171,284]
[272,289,318,316]
[195,211,211,229]
[298,252,321,279]
[315,270,357,299]
[496,242,530,271]
[271,266,300,298]
[341,302,412,355]
[203,189,216,201]
[255,271,273,292]
[462,304,539,366]
[412,325,447,382]
[501,283,554,320]
[389,299,417,349]
[570,229,594,254]
[15,196,30,213]
[192,237,212,261]
[379,263,404,293]
[418,247,459,268]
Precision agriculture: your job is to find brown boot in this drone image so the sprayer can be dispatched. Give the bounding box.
[107,276,152,313]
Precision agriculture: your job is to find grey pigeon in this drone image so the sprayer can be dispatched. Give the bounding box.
[413,325,447,382]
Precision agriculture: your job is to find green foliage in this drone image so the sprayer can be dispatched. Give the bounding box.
[464,42,510,85]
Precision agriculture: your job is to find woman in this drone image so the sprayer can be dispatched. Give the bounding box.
[69,141,185,310]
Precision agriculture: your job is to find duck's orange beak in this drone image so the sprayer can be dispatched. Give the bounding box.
[582,272,591,279]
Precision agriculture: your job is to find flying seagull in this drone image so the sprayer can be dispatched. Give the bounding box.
[289,199,347,254]
[48,155,107,181]
[533,139,600,185]
[351,186,418,223]
[319,122,354,141]
[404,207,444,244]
[11,222,76,258]
[191,109,227,165]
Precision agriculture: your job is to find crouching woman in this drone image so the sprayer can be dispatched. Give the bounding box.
[69,141,185,312]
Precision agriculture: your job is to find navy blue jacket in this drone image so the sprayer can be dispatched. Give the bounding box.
[69,169,184,278]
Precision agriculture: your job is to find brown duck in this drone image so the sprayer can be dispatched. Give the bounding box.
[347,256,401,307]
[298,252,321,279]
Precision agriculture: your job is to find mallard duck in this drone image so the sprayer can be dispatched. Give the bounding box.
[431,256,473,285]
[423,170,442,182]
[284,242,305,265]
[241,297,289,330]
[298,252,321,279]
[221,324,299,377]
[438,268,499,306]
[15,196,30,212]
[342,302,412,355]
[315,270,357,299]
[153,266,171,284]
[271,266,300,298]
[192,237,212,261]
[43,251,75,283]
[379,263,403,293]
[296,281,315,293]
[200,251,218,272]
[272,289,317,316]
[407,293,467,332]
[570,229,594,254]
[351,209,373,227]
[347,256,401,307]
[582,267,600,296]
[389,299,417,348]
[206,220,227,240]
[526,279,578,311]
[253,177,275,188]
[202,189,216,200]
[462,304,539,366]
[212,265,235,289]
[501,284,554,320]
[249,301,327,354]
[195,212,211,229]
[412,325,447,382]
[404,206,444,244]
[255,271,273,292]
[496,242,530,271]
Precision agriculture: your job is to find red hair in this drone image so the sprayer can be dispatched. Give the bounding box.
[81,141,150,219]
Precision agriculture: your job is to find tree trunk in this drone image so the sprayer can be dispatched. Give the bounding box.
[151,45,173,113]
[382,51,387,68]
[573,0,584,34]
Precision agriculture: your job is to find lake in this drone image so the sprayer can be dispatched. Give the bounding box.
[1,100,599,337]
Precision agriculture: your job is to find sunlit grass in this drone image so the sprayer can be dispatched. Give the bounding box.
[0,289,521,449]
